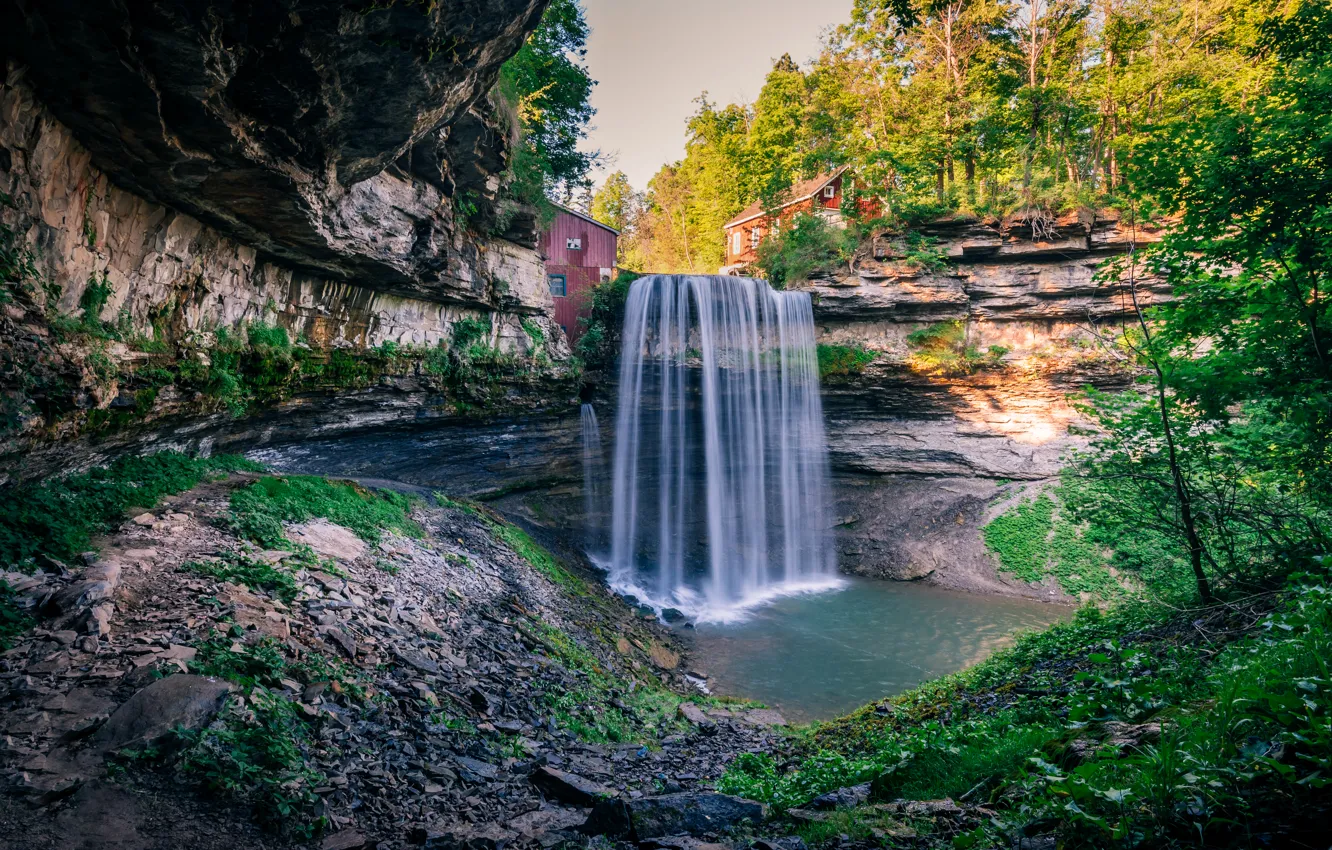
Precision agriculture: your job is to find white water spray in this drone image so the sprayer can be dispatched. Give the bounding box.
[580,403,606,554]
[607,275,841,622]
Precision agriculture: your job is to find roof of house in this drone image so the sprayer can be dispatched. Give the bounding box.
[723,165,848,230]
[552,202,621,236]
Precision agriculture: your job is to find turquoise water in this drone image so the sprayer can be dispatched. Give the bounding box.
[686,577,1070,722]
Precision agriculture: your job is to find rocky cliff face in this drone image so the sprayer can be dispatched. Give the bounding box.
[1,0,548,299]
[0,0,578,479]
[807,212,1165,597]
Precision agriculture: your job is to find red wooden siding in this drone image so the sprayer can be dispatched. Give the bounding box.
[540,207,618,348]
[539,209,618,268]
[723,170,855,268]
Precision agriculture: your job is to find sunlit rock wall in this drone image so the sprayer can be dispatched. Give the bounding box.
[806,212,1164,597]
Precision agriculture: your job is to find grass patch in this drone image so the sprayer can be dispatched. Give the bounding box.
[483,516,581,589]
[182,551,301,604]
[816,344,877,380]
[0,452,262,570]
[226,476,421,549]
[983,490,1120,597]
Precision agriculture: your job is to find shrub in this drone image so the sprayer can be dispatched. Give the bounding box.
[576,270,638,371]
[905,320,1006,376]
[816,344,876,380]
[755,213,854,288]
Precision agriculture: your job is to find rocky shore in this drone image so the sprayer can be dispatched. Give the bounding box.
[0,470,797,849]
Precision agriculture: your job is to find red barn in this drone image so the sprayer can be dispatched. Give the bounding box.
[540,204,619,347]
[721,166,851,273]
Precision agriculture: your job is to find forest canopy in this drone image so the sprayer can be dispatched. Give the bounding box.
[606,0,1288,273]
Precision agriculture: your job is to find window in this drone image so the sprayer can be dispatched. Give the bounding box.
[566,237,582,250]
[750,227,762,249]
[732,231,742,255]
[548,274,567,297]
[823,184,836,199]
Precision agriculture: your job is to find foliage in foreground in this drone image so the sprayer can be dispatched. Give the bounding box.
[721,569,1332,847]
[226,475,420,550]
[0,452,261,570]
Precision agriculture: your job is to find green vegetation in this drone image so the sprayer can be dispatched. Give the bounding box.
[755,213,855,288]
[721,568,1332,845]
[0,579,33,651]
[435,492,581,590]
[169,633,372,837]
[983,491,1120,598]
[0,452,261,570]
[905,321,1007,376]
[575,270,638,372]
[816,344,877,380]
[493,0,597,228]
[226,475,420,550]
[525,618,695,744]
[182,551,302,604]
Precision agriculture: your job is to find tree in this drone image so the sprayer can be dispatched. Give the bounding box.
[496,0,599,213]
[591,171,643,265]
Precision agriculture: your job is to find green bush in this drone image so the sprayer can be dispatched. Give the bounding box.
[905,320,1006,376]
[755,213,854,288]
[576,270,638,371]
[816,344,876,379]
[226,475,421,549]
[0,452,262,569]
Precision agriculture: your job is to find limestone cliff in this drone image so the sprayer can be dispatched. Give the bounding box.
[806,212,1165,597]
[0,1,577,480]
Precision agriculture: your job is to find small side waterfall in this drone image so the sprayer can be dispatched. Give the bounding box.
[580,403,606,554]
[608,274,840,621]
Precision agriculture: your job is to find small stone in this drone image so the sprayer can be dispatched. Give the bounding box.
[322,829,368,850]
[530,765,613,806]
[131,513,155,527]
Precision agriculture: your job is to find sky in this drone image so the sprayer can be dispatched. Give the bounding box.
[580,0,855,192]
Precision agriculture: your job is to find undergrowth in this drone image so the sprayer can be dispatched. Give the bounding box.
[226,476,421,549]
[983,489,1121,598]
[906,321,1007,376]
[817,344,877,380]
[0,452,262,570]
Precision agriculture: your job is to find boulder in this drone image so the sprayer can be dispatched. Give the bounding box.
[289,520,369,562]
[530,765,613,806]
[809,783,871,810]
[94,674,234,753]
[677,703,717,733]
[584,793,766,840]
[422,824,518,850]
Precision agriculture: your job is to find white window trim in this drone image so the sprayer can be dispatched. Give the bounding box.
[566,237,582,250]
[823,185,837,199]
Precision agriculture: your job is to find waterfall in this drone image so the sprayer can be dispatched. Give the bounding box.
[580,403,606,554]
[607,274,841,622]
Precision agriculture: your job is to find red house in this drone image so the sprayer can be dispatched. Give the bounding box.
[540,204,619,347]
[721,166,851,273]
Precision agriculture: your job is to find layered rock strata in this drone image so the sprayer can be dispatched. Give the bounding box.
[807,212,1164,595]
